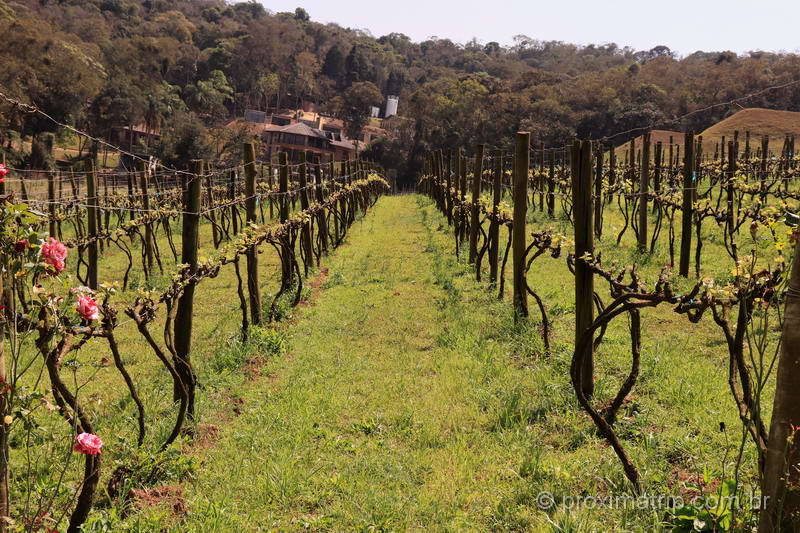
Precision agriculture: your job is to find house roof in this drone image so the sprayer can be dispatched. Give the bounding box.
[330,139,356,150]
[280,122,329,139]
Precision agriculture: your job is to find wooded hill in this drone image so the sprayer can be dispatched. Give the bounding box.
[2,0,800,184]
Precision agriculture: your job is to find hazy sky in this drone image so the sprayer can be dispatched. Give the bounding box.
[260,0,799,56]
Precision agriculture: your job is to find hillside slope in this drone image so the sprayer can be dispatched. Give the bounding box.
[701,108,800,153]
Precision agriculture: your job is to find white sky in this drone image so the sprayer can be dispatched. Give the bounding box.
[260,0,800,56]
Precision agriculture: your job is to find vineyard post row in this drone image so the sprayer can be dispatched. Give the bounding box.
[418,132,800,525]
[1,144,388,532]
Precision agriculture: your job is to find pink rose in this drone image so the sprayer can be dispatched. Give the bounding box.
[74,432,103,455]
[76,295,99,321]
[0,164,7,183]
[41,237,67,274]
[14,239,28,253]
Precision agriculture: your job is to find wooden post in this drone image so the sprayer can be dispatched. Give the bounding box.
[547,150,556,217]
[127,169,135,222]
[229,170,238,235]
[489,150,502,286]
[314,156,328,255]
[205,168,219,246]
[85,160,99,290]
[243,143,262,326]
[298,152,313,275]
[279,152,289,222]
[512,132,530,320]
[572,140,594,397]
[330,160,339,240]
[459,149,468,243]
[137,160,155,274]
[594,143,603,238]
[538,142,545,210]
[638,132,650,253]
[726,140,737,260]
[608,146,616,192]
[679,133,695,277]
[47,173,56,237]
[759,238,800,532]
[469,145,484,264]
[654,141,663,194]
[761,135,769,192]
[173,160,202,417]
[444,151,453,225]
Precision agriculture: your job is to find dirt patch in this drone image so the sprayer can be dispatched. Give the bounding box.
[244,355,266,381]
[668,467,721,499]
[130,484,188,517]
[310,267,329,289]
[195,423,220,448]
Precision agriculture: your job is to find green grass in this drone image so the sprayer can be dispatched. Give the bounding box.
[85,193,764,531]
[6,187,775,531]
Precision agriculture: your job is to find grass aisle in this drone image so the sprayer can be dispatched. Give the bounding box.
[184,194,509,531]
[153,194,743,532]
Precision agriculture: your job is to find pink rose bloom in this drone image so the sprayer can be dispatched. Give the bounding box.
[76,295,99,321]
[41,237,67,274]
[74,432,103,455]
[0,164,7,183]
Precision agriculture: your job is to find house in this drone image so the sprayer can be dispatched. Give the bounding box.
[261,122,356,163]
[110,124,160,149]
[235,107,392,163]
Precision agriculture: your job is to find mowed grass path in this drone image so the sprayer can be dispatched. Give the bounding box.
[182,195,507,531]
[155,194,748,532]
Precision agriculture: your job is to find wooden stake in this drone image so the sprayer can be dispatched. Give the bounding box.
[469,144,484,264]
[572,140,594,397]
[512,132,530,320]
[243,143,262,326]
[489,150,502,286]
[85,159,99,290]
[679,133,695,277]
[638,132,650,253]
[173,160,202,417]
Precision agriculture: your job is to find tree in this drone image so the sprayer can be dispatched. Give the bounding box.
[294,7,310,22]
[184,70,234,117]
[154,112,213,168]
[293,51,320,103]
[334,82,383,150]
[256,73,280,110]
[322,46,346,86]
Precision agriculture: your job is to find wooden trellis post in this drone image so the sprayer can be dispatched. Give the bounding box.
[314,156,328,256]
[459,149,467,244]
[489,149,502,286]
[85,159,99,290]
[173,160,202,418]
[547,150,556,216]
[594,143,603,238]
[679,132,695,277]
[512,132,530,321]
[47,173,56,237]
[572,139,594,397]
[759,238,800,533]
[468,144,484,264]
[279,152,289,222]
[298,152,313,275]
[243,143,262,326]
[760,135,769,192]
[137,160,155,275]
[638,132,650,253]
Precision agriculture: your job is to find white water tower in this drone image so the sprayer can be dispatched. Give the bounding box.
[385,95,399,118]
